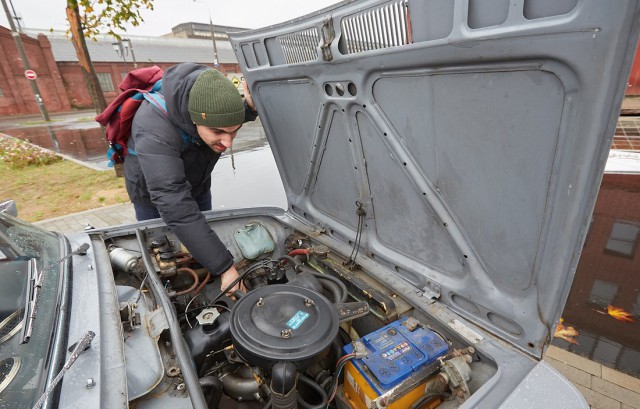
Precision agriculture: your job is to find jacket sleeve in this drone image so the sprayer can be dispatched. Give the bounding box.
[134,122,233,276]
[244,100,258,122]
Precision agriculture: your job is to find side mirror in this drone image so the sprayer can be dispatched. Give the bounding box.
[0,200,18,217]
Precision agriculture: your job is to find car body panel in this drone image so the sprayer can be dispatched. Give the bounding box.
[229,0,640,357]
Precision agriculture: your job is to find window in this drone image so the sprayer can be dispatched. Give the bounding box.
[605,221,639,257]
[588,279,618,307]
[97,72,115,92]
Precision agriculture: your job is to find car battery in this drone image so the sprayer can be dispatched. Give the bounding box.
[342,317,449,409]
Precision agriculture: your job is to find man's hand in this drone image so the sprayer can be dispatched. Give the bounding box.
[242,79,256,113]
[220,265,242,295]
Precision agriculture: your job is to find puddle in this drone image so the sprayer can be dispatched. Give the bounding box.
[552,172,640,377]
[3,124,109,169]
[211,146,287,210]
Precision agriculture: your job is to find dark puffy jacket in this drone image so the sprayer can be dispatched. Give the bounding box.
[124,63,256,276]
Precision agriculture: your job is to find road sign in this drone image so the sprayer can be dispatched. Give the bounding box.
[24,70,37,80]
[231,76,241,87]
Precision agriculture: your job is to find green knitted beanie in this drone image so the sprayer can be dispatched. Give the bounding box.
[188,69,245,127]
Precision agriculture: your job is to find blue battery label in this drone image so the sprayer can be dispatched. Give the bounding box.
[380,342,411,360]
[286,311,310,329]
[370,334,395,350]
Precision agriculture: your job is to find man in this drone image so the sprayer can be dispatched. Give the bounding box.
[124,63,257,293]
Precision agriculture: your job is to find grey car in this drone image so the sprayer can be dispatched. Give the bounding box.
[1,0,639,408]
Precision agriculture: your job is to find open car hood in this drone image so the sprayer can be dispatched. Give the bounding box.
[230,0,640,356]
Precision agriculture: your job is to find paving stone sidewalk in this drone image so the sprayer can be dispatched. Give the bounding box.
[32,205,640,409]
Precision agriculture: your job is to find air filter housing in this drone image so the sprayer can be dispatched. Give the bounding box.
[229,284,339,369]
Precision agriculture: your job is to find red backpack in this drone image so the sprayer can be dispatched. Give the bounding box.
[95,66,165,166]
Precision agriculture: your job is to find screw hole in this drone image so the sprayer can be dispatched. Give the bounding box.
[443,223,448,227]
[463,255,468,259]
[363,104,367,108]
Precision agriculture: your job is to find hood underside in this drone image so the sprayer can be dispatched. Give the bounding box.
[230,0,640,356]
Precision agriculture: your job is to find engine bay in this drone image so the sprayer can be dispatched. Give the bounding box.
[98,214,497,409]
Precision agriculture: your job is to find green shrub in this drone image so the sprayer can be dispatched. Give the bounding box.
[0,136,62,169]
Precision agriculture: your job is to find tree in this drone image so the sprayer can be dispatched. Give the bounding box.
[65,0,154,114]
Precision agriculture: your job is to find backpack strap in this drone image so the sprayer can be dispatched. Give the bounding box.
[142,82,199,149]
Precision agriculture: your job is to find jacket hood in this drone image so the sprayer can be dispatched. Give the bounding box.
[162,63,210,136]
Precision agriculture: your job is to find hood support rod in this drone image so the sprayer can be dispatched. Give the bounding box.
[135,228,208,409]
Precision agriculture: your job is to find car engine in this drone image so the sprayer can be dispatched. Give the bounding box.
[103,219,487,409]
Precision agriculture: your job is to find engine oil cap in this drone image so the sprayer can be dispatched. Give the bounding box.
[229,284,339,369]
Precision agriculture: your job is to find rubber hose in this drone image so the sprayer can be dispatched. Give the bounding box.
[219,369,261,401]
[297,375,328,409]
[288,248,310,257]
[317,278,342,303]
[199,376,223,409]
[278,255,299,267]
[270,362,298,409]
[175,267,200,296]
[264,375,328,409]
[175,252,194,265]
[297,265,348,303]
[193,271,211,295]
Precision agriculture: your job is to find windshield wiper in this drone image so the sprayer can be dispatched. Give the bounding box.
[31,330,95,409]
[22,243,89,344]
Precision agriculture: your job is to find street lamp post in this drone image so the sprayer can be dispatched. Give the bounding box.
[122,39,138,69]
[193,0,219,67]
[112,39,138,69]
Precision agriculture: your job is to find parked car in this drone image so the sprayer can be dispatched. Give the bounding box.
[1,0,639,408]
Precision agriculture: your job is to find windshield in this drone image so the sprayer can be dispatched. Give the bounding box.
[0,212,63,406]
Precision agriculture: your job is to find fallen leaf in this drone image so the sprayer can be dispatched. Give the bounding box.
[607,305,635,323]
[554,318,580,344]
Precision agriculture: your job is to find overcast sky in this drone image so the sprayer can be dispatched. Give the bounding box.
[0,0,341,36]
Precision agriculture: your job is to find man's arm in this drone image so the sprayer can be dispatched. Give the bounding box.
[135,125,235,285]
[242,79,258,122]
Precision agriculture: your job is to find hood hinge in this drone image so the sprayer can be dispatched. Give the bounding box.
[421,280,441,303]
[313,223,326,234]
[320,16,335,61]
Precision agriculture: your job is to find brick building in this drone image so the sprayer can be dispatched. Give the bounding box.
[0,25,244,115]
[0,27,71,115]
